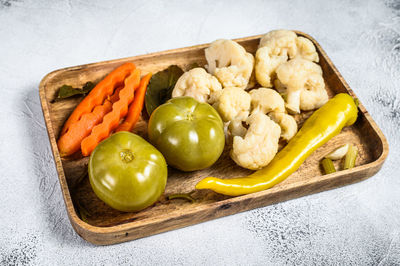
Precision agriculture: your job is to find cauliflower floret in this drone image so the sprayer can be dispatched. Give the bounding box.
[172,68,222,104]
[249,87,297,141]
[300,73,328,111]
[259,30,298,58]
[296,37,319,62]
[214,87,251,123]
[255,30,319,87]
[213,87,251,138]
[259,30,319,62]
[274,73,328,111]
[249,87,285,114]
[268,112,298,141]
[231,112,281,170]
[275,58,325,113]
[255,46,288,87]
[255,30,296,87]
[205,39,254,89]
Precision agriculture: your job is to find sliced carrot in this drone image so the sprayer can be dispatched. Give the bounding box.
[57,86,122,157]
[58,101,112,156]
[115,73,152,132]
[61,62,136,135]
[81,69,141,156]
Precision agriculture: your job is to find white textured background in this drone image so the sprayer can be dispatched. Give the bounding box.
[1,0,399,265]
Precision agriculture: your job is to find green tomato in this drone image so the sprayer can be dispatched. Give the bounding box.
[148,96,225,172]
[88,132,167,212]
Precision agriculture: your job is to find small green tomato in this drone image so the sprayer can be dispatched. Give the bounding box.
[148,97,225,172]
[88,132,167,212]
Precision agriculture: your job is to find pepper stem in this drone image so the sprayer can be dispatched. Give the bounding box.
[354,98,360,107]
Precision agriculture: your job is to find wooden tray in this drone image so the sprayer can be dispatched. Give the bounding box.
[39,31,388,245]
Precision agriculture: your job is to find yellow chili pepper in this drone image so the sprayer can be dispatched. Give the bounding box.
[195,93,358,196]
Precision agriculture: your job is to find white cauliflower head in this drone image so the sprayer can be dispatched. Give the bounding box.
[172,67,222,104]
[255,46,288,87]
[259,30,319,62]
[275,58,324,113]
[268,111,298,141]
[231,112,281,170]
[249,87,285,114]
[300,71,329,111]
[213,86,251,139]
[255,30,319,87]
[214,86,251,122]
[248,87,297,141]
[300,73,328,110]
[205,39,254,89]
[259,30,298,58]
[296,36,319,62]
[274,72,327,111]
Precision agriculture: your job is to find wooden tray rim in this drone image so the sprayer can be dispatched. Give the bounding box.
[39,31,389,242]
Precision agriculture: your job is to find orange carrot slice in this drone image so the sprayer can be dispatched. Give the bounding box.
[115,73,152,132]
[80,69,141,156]
[61,62,136,135]
[57,86,122,157]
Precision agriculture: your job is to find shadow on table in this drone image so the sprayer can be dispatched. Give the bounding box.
[20,88,93,247]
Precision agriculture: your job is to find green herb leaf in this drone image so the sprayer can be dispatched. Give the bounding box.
[55,81,95,100]
[145,65,184,116]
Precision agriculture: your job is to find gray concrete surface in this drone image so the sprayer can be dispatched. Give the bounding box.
[1,0,399,265]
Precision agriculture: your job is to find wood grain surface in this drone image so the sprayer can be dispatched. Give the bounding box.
[39,31,388,245]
